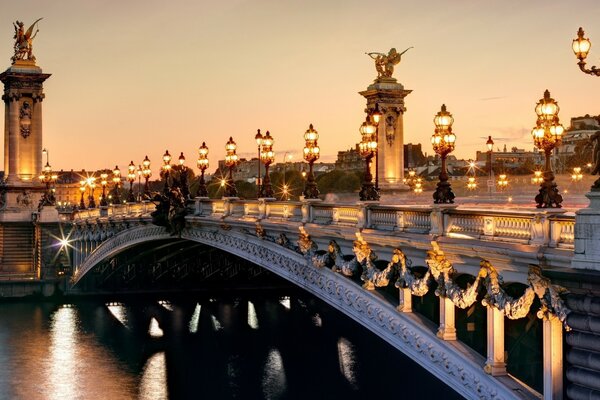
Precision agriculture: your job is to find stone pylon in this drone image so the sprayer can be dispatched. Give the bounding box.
[359,77,411,192]
[0,58,50,210]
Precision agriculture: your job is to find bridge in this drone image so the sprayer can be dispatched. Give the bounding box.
[52,198,582,400]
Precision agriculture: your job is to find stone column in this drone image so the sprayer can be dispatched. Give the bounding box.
[31,93,44,178]
[572,191,600,270]
[484,306,506,375]
[437,296,456,340]
[543,317,563,400]
[7,92,20,182]
[360,79,412,192]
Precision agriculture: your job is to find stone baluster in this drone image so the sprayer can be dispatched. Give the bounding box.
[484,306,506,376]
[394,211,404,232]
[437,297,456,340]
[543,316,563,400]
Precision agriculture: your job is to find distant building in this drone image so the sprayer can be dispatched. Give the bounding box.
[559,114,600,167]
[404,143,427,168]
[335,145,363,171]
[475,147,543,171]
[53,169,112,206]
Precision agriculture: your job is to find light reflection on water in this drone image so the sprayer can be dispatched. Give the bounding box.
[0,296,460,400]
[139,352,167,400]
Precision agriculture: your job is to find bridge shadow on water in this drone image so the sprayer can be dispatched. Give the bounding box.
[65,240,465,399]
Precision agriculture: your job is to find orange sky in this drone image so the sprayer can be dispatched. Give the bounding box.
[1,1,600,175]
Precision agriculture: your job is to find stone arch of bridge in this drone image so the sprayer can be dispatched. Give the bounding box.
[71,223,524,400]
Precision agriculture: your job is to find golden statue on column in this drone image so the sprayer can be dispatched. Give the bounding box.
[11,18,42,64]
[366,47,413,79]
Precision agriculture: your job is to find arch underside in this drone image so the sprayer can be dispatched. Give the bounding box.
[73,225,529,400]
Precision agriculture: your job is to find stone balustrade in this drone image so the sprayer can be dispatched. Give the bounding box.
[61,199,576,250]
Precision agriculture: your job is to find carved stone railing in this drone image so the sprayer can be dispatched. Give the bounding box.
[66,199,577,250]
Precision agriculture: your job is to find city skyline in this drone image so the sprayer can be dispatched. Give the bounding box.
[1,1,600,174]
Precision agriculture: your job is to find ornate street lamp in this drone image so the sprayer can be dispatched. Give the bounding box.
[178,152,190,199]
[162,150,172,194]
[358,116,379,201]
[255,129,263,198]
[572,27,599,76]
[196,142,209,197]
[369,105,383,190]
[79,180,86,210]
[127,161,136,203]
[302,123,320,199]
[224,136,239,197]
[136,164,142,201]
[572,167,583,182]
[100,172,109,206]
[497,174,509,191]
[259,131,275,198]
[486,135,495,195]
[431,104,456,204]
[112,165,122,204]
[142,156,151,199]
[87,177,97,208]
[531,90,564,208]
[38,162,57,206]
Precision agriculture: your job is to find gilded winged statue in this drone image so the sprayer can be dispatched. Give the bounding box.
[11,18,42,64]
[366,47,413,79]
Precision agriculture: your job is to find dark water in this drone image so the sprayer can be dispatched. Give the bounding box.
[0,292,461,400]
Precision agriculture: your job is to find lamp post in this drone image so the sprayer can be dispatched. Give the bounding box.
[100,172,109,207]
[497,174,508,191]
[255,129,263,198]
[572,27,599,76]
[142,156,151,199]
[162,150,172,194]
[127,161,136,203]
[112,165,122,204]
[531,90,564,208]
[431,104,456,204]
[224,136,239,197]
[486,136,494,195]
[369,105,383,190]
[178,152,190,199]
[196,142,209,197]
[136,164,142,201]
[303,123,320,199]
[38,161,57,206]
[259,131,275,198]
[79,180,86,210]
[572,167,583,182]
[87,177,96,208]
[466,160,477,191]
[358,116,379,201]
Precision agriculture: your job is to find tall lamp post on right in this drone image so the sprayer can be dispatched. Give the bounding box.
[531,90,564,208]
[302,123,320,199]
[431,104,456,204]
[255,129,263,198]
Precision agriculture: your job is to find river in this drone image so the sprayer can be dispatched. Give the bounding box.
[0,291,460,400]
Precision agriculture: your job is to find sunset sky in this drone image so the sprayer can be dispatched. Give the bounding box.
[1,1,600,174]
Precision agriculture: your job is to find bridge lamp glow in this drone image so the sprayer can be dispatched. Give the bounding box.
[112,165,122,204]
[224,137,240,197]
[302,123,321,199]
[196,143,209,198]
[126,161,137,203]
[572,27,600,76]
[259,131,275,198]
[531,90,564,208]
[358,116,379,201]
[100,172,109,206]
[431,104,456,204]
